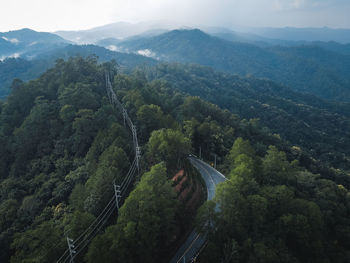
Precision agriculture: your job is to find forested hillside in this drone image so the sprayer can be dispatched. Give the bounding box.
[0,28,69,59]
[0,57,349,262]
[144,63,350,174]
[197,138,350,262]
[116,29,350,101]
[0,45,156,99]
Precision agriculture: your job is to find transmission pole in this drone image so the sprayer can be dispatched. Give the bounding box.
[122,108,127,127]
[66,236,76,263]
[136,145,141,174]
[131,124,141,175]
[113,182,121,211]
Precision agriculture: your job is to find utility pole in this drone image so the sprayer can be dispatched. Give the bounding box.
[66,236,76,263]
[199,146,202,159]
[122,108,127,127]
[113,182,121,210]
[131,124,137,148]
[131,124,141,175]
[136,145,141,174]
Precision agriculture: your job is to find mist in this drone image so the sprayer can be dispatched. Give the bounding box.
[1,0,350,32]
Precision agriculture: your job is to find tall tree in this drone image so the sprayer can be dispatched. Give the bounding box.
[88,163,177,263]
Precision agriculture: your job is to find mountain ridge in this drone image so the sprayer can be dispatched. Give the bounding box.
[115,29,350,101]
[0,28,69,60]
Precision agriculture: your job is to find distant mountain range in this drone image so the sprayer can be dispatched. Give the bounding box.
[0,42,157,98]
[111,29,350,101]
[1,25,350,102]
[244,27,350,44]
[0,28,69,60]
[1,24,350,173]
[54,21,350,44]
[55,21,172,44]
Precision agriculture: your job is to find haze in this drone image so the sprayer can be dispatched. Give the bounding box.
[1,0,350,32]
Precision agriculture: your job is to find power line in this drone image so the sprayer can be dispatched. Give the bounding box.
[71,200,117,261]
[66,237,76,263]
[114,182,121,210]
[56,70,142,262]
[57,197,116,263]
[72,196,115,246]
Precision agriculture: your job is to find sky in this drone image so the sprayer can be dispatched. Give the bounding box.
[1,0,350,32]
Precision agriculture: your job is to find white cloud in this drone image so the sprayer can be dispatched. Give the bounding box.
[137,49,157,58]
[2,36,19,44]
[106,45,120,52]
[0,53,21,61]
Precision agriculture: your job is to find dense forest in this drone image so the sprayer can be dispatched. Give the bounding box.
[0,57,349,262]
[116,29,350,101]
[143,63,350,176]
[3,28,350,104]
[197,138,350,262]
[0,45,157,99]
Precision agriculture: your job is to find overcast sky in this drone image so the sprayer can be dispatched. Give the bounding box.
[1,0,350,32]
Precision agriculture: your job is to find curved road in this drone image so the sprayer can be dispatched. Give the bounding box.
[170,156,226,263]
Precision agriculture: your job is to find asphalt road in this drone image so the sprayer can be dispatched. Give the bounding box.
[169,156,226,263]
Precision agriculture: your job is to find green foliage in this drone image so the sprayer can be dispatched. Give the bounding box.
[0,199,18,232]
[197,138,350,263]
[146,128,192,171]
[1,57,349,263]
[261,146,298,185]
[85,146,129,215]
[119,29,350,102]
[225,137,258,176]
[136,104,173,141]
[0,57,126,262]
[87,163,177,263]
[58,83,100,111]
[11,220,65,263]
[145,63,350,175]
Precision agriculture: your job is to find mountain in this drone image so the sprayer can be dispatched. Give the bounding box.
[36,44,157,67]
[0,28,69,60]
[95,38,122,51]
[116,29,350,101]
[200,26,285,46]
[308,41,350,56]
[0,44,157,99]
[55,21,171,44]
[0,58,50,99]
[144,63,350,173]
[0,57,349,263]
[2,27,350,102]
[55,21,350,44]
[205,27,309,47]
[214,30,350,55]
[245,27,350,44]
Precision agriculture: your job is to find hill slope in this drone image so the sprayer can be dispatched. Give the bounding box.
[0,28,69,60]
[117,29,350,101]
[0,45,157,99]
[0,57,349,263]
[144,63,350,172]
[247,27,350,43]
